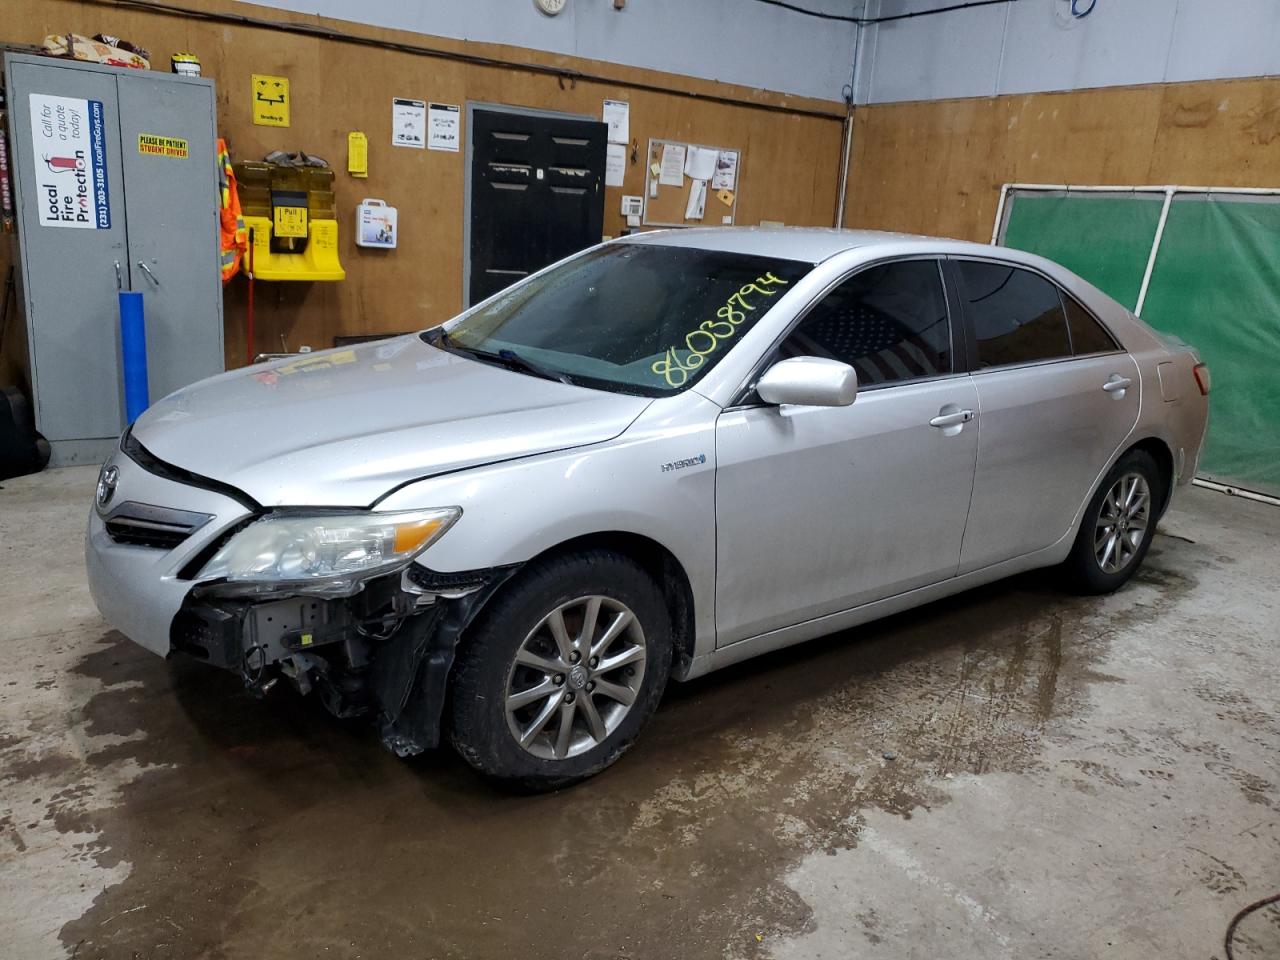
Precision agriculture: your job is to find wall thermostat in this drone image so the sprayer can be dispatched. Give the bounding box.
[534,0,567,15]
[620,195,643,217]
[355,198,397,249]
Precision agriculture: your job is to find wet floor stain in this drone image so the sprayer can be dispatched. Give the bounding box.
[44,560,1170,960]
[0,527,1265,959]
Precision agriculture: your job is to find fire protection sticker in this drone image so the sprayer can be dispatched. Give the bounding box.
[138,134,189,159]
[29,93,111,229]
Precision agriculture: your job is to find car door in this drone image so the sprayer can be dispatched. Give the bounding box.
[714,258,979,647]
[951,258,1140,573]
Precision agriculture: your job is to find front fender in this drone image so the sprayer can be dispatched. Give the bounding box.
[376,391,722,658]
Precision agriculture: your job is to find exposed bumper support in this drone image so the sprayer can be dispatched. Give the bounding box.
[165,562,522,756]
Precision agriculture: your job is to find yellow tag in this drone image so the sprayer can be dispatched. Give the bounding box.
[300,633,313,646]
[138,134,188,159]
[717,189,734,207]
[273,204,308,238]
[347,131,368,178]
[650,162,662,177]
[252,74,290,127]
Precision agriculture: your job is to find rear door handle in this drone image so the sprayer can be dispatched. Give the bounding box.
[1102,376,1132,393]
[929,409,974,428]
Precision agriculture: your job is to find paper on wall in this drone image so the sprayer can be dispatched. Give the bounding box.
[659,143,686,186]
[685,179,707,221]
[605,142,626,187]
[603,99,630,144]
[684,145,717,182]
[392,97,426,148]
[427,102,461,151]
[712,150,739,191]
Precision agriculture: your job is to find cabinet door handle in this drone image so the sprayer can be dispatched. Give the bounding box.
[137,261,160,286]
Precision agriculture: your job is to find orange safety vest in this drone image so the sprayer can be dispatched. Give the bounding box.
[217,138,248,283]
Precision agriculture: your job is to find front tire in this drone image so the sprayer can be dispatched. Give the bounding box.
[448,550,672,790]
[1063,448,1162,594]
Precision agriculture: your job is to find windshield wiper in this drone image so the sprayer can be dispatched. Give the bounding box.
[437,337,571,385]
[426,328,573,385]
[492,348,573,385]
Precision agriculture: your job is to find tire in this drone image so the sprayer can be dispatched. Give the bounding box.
[1062,448,1163,595]
[448,550,672,790]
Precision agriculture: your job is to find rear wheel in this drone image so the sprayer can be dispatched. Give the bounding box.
[1063,449,1162,594]
[448,550,672,790]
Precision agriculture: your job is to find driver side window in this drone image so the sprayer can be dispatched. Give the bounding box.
[777,259,952,387]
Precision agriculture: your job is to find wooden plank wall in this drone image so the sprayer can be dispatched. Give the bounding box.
[844,75,1280,243]
[1,0,846,385]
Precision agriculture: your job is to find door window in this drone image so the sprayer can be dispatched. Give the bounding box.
[957,261,1072,368]
[777,260,951,387]
[1063,294,1120,355]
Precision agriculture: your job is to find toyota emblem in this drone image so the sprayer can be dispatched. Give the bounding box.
[96,464,119,509]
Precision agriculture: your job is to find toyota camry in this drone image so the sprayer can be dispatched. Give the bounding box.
[87,228,1210,788]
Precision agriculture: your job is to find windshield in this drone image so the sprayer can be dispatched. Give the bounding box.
[431,244,813,396]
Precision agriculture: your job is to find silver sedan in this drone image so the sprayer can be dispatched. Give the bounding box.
[86,228,1210,787]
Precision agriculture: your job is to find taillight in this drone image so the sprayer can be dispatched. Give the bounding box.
[1193,362,1211,396]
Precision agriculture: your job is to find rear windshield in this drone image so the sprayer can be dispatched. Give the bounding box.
[433,244,812,396]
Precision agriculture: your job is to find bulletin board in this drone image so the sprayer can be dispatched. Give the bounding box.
[642,138,741,228]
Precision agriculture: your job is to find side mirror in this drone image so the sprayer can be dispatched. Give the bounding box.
[756,356,858,408]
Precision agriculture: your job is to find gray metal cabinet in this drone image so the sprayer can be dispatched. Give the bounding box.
[3,54,223,465]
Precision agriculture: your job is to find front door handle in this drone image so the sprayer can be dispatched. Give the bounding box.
[1102,375,1132,394]
[929,409,974,428]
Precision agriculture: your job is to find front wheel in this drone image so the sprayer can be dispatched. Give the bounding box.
[1063,449,1162,594]
[448,550,672,790]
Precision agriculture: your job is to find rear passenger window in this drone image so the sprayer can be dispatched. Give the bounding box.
[1063,295,1119,355]
[777,260,951,387]
[956,261,1071,368]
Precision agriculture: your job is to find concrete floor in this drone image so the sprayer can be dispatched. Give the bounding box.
[1,466,1278,960]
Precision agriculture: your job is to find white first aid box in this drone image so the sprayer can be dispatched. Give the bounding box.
[355,198,397,249]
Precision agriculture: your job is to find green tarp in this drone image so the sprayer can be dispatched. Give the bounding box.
[1141,198,1280,495]
[1003,194,1163,311]
[1001,190,1280,496]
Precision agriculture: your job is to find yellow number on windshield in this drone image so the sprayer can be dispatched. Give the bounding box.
[651,271,790,388]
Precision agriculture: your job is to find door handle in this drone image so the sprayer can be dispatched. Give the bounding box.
[137,261,160,287]
[929,409,974,428]
[1102,375,1132,394]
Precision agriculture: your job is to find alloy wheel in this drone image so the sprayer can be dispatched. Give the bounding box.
[504,595,647,760]
[1094,472,1151,574]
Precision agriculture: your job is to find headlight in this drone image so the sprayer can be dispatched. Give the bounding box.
[198,507,460,594]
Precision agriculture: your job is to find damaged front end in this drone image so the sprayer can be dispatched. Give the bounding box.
[169,563,518,755]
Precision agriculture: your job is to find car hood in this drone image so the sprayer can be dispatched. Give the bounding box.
[131,335,652,507]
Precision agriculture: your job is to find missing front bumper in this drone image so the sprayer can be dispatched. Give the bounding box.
[167,563,521,755]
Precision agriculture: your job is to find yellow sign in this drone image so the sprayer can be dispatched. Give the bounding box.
[347,131,368,178]
[273,204,308,239]
[252,74,290,127]
[138,134,189,159]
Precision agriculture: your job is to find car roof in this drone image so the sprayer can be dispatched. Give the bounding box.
[618,225,1019,266]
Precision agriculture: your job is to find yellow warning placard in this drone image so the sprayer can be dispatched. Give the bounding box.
[138,134,189,159]
[252,74,290,127]
[273,204,308,238]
